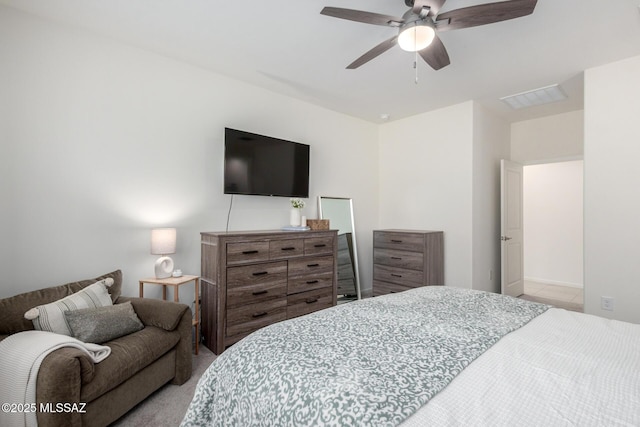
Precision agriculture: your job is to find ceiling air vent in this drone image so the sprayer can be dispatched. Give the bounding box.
[500,84,567,110]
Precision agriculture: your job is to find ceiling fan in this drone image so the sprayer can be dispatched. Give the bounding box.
[320,0,537,70]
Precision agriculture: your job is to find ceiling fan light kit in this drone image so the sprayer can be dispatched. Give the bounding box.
[321,0,538,70]
[398,22,436,51]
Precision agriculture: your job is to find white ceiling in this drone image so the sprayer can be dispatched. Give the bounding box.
[2,0,640,123]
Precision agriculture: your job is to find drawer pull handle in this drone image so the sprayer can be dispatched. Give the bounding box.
[242,250,259,255]
[252,290,268,296]
[391,274,403,278]
[307,263,320,267]
[252,312,267,318]
[252,271,268,276]
[391,239,403,243]
[306,280,319,284]
[305,298,319,304]
[281,247,296,251]
[314,244,326,248]
[391,256,402,260]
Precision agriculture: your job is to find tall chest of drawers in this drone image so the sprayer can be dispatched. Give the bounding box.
[373,229,444,296]
[201,230,338,354]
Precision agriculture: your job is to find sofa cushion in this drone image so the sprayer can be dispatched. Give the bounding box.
[24,279,114,336]
[80,326,181,402]
[65,301,144,344]
[0,270,123,335]
[118,297,190,331]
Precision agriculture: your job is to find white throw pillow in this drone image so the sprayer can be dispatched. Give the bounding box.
[24,278,114,336]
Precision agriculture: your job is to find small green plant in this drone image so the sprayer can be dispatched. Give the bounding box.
[290,198,305,209]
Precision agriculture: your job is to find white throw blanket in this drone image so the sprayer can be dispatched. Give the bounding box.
[0,330,111,427]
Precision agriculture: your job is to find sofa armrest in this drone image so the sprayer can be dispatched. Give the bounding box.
[170,303,194,385]
[116,296,193,385]
[36,347,95,427]
[116,297,188,331]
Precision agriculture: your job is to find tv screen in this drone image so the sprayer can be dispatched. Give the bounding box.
[224,128,310,198]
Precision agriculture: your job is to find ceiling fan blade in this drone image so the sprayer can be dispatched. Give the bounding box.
[320,7,404,27]
[436,0,537,32]
[347,36,398,69]
[419,35,450,70]
[411,0,447,17]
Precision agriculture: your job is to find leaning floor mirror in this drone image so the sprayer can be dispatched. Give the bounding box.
[318,196,361,301]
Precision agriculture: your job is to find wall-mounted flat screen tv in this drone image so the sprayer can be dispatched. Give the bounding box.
[224,128,310,198]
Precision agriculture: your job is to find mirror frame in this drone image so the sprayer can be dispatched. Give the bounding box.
[318,196,361,300]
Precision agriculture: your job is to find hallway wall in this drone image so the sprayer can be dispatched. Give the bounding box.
[523,161,584,288]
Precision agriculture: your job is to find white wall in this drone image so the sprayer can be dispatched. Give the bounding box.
[523,161,584,288]
[0,6,379,301]
[472,103,510,293]
[378,102,508,291]
[378,102,474,288]
[511,110,584,163]
[584,55,640,324]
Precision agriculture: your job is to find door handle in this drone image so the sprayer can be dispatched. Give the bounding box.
[500,236,512,241]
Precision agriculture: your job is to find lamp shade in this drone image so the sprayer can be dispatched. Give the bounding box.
[151,228,176,255]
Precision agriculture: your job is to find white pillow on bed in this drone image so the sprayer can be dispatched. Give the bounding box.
[24,278,114,336]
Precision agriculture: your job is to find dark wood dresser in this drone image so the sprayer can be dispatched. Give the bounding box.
[201,229,338,354]
[373,229,444,296]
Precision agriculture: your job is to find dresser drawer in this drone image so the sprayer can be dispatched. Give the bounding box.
[227,261,287,287]
[289,255,334,276]
[304,237,334,256]
[374,231,424,252]
[226,262,287,308]
[374,248,423,270]
[226,299,287,338]
[288,272,334,295]
[288,256,334,294]
[270,239,304,259]
[227,241,269,265]
[373,280,414,296]
[287,287,333,319]
[373,264,423,287]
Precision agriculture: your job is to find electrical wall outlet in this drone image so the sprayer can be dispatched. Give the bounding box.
[601,296,615,311]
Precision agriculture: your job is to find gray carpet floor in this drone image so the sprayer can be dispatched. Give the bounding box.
[111,345,216,426]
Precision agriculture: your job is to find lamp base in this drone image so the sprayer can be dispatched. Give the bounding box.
[154,256,174,279]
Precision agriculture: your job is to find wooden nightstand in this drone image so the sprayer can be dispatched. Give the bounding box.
[139,275,200,355]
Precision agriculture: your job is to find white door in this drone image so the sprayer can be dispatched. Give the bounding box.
[501,159,524,297]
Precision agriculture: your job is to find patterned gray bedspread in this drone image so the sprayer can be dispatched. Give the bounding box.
[182,287,549,427]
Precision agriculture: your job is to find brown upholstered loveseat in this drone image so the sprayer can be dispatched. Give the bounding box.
[0,270,193,427]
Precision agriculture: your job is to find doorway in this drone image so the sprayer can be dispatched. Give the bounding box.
[520,160,584,312]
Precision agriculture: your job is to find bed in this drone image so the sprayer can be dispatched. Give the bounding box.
[181,287,640,426]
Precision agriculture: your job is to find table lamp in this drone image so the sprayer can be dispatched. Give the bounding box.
[151,228,176,279]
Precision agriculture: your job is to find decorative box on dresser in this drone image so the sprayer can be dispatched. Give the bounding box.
[373,229,444,296]
[201,229,338,355]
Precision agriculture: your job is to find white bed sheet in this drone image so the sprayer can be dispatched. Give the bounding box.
[402,308,640,426]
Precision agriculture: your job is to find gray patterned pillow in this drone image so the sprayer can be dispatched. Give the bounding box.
[24,278,114,336]
[64,301,144,344]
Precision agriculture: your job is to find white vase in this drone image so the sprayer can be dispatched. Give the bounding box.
[290,208,301,227]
